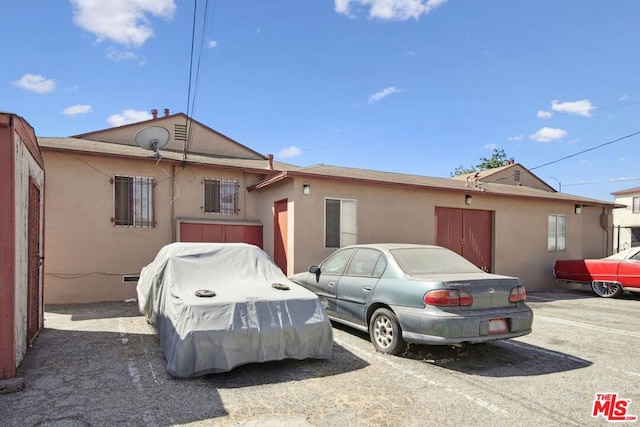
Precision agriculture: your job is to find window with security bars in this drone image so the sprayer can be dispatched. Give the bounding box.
[548,214,566,252]
[325,198,357,248]
[113,176,155,227]
[204,179,238,214]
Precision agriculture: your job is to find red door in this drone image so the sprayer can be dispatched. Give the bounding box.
[273,199,288,274]
[27,178,42,343]
[435,207,492,272]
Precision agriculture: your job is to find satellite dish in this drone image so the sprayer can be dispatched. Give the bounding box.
[135,126,170,159]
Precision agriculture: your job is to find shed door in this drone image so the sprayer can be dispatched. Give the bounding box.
[435,207,492,272]
[27,178,42,343]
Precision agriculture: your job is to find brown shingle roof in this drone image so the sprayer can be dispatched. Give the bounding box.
[252,163,613,206]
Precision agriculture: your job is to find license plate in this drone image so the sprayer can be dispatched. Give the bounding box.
[488,318,508,334]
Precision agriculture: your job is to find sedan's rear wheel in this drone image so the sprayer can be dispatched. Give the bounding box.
[369,308,406,355]
[591,281,623,298]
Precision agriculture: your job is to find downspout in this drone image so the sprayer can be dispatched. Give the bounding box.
[171,165,176,242]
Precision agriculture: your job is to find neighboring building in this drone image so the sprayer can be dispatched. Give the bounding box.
[0,112,45,386]
[38,110,615,304]
[452,161,556,192]
[611,186,640,252]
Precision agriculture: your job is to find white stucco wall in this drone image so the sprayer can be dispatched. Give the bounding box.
[612,192,640,252]
[14,132,45,367]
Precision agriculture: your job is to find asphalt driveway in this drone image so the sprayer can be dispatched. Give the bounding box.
[1,289,639,426]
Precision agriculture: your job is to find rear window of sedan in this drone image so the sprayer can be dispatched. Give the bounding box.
[390,247,481,275]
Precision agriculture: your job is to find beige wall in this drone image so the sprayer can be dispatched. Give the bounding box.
[80,116,263,159]
[42,151,267,303]
[275,177,611,292]
[43,146,613,302]
[612,193,640,252]
[485,168,552,191]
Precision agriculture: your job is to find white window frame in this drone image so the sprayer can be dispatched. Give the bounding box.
[113,175,155,228]
[548,214,566,252]
[633,197,640,213]
[203,178,238,214]
[324,198,357,248]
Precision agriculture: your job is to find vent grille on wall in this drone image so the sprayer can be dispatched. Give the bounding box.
[122,275,140,284]
[174,124,187,141]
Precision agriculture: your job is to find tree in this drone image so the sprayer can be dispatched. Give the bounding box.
[450,148,510,177]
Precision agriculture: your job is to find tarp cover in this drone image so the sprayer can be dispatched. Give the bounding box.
[137,242,333,378]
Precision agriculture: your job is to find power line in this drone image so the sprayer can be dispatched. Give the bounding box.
[529,129,640,171]
[183,0,215,163]
[563,177,640,187]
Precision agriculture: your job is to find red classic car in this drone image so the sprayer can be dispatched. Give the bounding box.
[553,247,640,297]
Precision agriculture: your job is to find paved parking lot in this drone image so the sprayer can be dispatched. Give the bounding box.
[1,289,639,427]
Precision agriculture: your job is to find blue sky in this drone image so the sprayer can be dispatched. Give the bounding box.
[3,0,640,202]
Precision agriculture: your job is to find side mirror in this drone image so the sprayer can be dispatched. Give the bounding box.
[309,265,321,283]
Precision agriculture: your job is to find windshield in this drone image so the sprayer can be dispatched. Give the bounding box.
[606,247,640,260]
[390,247,482,275]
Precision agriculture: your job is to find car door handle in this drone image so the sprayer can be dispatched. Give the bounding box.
[363,286,372,291]
[328,282,336,287]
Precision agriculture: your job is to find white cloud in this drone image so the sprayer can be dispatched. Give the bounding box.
[106,48,139,62]
[70,0,176,47]
[551,99,595,117]
[277,146,302,159]
[208,40,218,48]
[507,134,524,142]
[537,110,552,119]
[368,86,402,104]
[619,94,630,101]
[62,105,92,116]
[335,0,447,20]
[13,74,56,94]
[529,127,567,143]
[107,109,152,127]
[484,143,497,150]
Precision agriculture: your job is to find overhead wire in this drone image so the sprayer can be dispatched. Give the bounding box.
[528,129,640,171]
[483,128,640,189]
[183,0,215,164]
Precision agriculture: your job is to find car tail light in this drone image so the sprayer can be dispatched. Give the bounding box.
[424,289,473,307]
[509,285,526,302]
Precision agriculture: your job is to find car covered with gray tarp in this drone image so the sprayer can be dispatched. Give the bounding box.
[137,242,333,378]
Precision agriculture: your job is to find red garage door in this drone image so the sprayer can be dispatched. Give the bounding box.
[179,222,263,248]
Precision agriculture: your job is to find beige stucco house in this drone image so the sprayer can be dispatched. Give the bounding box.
[611,186,640,252]
[38,110,616,304]
[452,161,556,192]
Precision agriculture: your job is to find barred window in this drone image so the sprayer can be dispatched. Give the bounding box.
[114,176,155,228]
[204,179,238,214]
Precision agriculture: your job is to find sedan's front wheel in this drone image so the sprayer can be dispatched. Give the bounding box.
[591,281,624,298]
[369,308,406,355]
